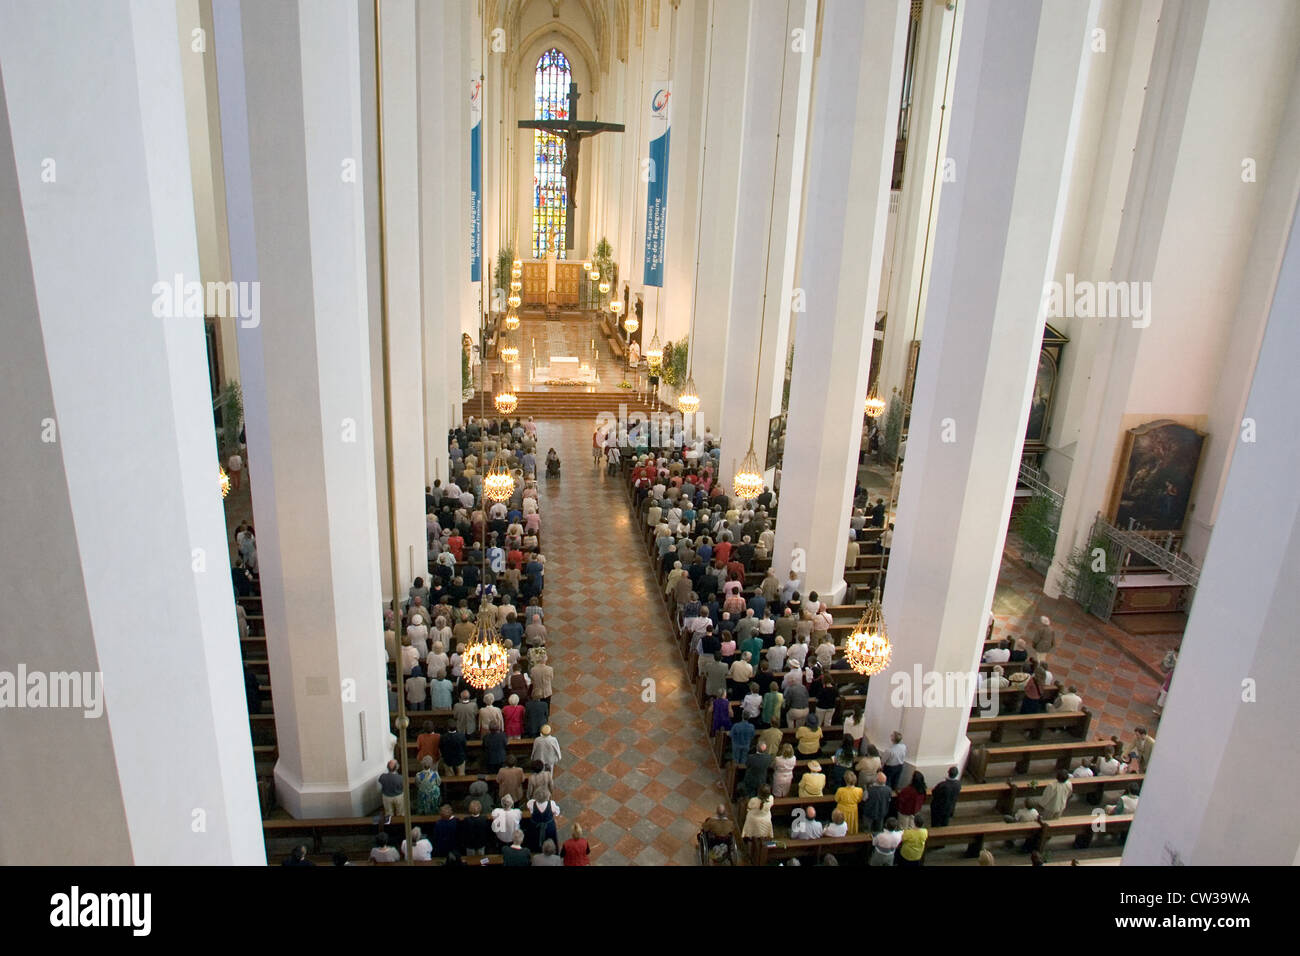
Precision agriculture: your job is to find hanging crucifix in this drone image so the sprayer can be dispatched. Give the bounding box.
[519,81,624,251]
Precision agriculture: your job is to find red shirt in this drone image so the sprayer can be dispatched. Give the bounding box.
[507,549,525,569]
[714,542,733,565]
[896,786,925,815]
[502,705,525,737]
[447,536,464,561]
[416,732,440,763]
[562,838,590,866]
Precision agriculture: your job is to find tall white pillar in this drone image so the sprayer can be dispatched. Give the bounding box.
[877,0,962,403]
[0,0,263,864]
[863,0,1100,778]
[771,0,910,600]
[715,0,814,481]
[681,0,748,435]
[417,0,463,482]
[358,0,427,601]
[1124,192,1300,866]
[214,0,392,818]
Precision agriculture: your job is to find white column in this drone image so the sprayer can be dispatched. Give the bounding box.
[863,0,1100,779]
[177,0,239,385]
[713,0,814,460]
[1124,192,1300,866]
[417,0,462,483]
[877,0,962,402]
[370,0,427,599]
[661,0,708,347]
[771,0,910,601]
[680,0,749,435]
[0,0,262,864]
[214,0,392,818]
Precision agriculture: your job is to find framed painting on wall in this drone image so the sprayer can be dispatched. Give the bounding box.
[765,413,787,473]
[1107,420,1206,532]
[1023,323,1068,454]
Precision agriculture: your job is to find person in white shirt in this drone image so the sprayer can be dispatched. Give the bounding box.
[400,638,420,676]
[1049,685,1083,713]
[790,806,824,840]
[369,833,400,863]
[781,665,804,691]
[767,636,789,673]
[823,809,849,838]
[406,614,430,651]
[1106,786,1140,815]
[882,732,907,790]
[870,819,903,865]
[1070,761,1095,778]
[787,636,810,670]
[405,671,428,710]
[1095,747,1121,776]
[491,794,523,844]
[815,638,835,669]
[401,827,433,861]
[742,686,763,720]
[982,640,1012,664]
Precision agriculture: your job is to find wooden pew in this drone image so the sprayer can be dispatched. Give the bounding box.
[747,832,875,865]
[924,819,1044,857]
[1039,812,1134,850]
[967,739,1115,783]
[966,709,1092,743]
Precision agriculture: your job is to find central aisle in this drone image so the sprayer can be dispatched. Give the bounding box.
[533,418,721,865]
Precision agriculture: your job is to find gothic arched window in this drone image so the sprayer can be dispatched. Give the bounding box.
[532,48,570,259]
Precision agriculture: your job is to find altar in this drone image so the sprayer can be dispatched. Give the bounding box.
[533,356,596,384]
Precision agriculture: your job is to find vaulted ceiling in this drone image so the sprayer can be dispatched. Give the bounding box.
[488,0,678,73]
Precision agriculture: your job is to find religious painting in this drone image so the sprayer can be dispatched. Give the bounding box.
[1023,323,1067,453]
[1024,350,1057,445]
[1107,420,1206,532]
[766,413,787,472]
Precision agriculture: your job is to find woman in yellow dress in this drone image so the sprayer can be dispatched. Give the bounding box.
[834,770,864,835]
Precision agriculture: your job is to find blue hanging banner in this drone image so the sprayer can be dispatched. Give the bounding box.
[643,82,671,287]
[470,75,482,282]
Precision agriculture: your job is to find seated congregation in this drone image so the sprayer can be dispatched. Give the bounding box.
[259,416,589,865]
[617,431,1146,866]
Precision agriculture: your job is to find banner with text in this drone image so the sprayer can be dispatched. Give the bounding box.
[642,82,671,287]
[470,75,482,282]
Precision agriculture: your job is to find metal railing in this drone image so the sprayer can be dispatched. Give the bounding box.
[1017,458,1064,508]
[1092,514,1201,588]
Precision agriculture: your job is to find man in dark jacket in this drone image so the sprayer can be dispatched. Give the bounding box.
[929,766,962,828]
[741,740,774,798]
[441,725,468,775]
[862,772,892,834]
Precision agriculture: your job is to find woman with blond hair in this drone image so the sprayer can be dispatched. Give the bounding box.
[772,743,797,797]
[741,785,775,839]
[834,770,864,835]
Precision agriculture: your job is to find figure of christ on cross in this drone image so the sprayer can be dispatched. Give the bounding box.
[519,81,624,251]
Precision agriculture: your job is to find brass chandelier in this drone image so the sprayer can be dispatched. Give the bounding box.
[844,589,893,676]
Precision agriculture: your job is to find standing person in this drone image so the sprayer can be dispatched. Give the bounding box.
[894,771,927,830]
[414,757,442,815]
[882,731,907,791]
[377,760,405,822]
[526,790,560,852]
[897,815,928,867]
[771,743,797,798]
[929,766,962,828]
[1127,726,1156,772]
[227,451,243,491]
[870,818,904,866]
[862,773,892,834]
[834,771,864,835]
[562,823,592,865]
[741,786,775,840]
[531,724,562,772]
[1029,614,1056,664]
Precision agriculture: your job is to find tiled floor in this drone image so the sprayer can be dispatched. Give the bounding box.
[534,418,722,866]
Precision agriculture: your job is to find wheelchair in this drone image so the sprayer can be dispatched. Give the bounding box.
[545,457,561,479]
[696,827,738,866]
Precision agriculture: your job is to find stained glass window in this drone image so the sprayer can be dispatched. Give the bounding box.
[533,48,570,260]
